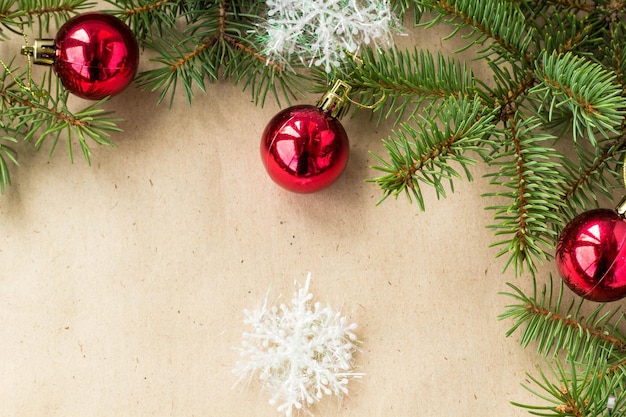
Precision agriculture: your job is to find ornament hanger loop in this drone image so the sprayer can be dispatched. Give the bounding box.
[317,79,385,119]
[345,89,386,110]
[343,51,386,109]
[345,50,364,67]
[2,30,42,97]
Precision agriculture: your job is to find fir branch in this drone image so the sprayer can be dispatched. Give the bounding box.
[370,95,496,208]
[321,47,476,124]
[0,0,17,19]
[225,40,303,107]
[18,0,94,34]
[135,0,303,106]
[530,51,626,144]
[502,72,537,108]
[529,12,601,57]
[423,0,534,64]
[503,275,626,415]
[123,0,173,15]
[558,141,624,221]
[1,75,121,165]
[0,1,27,37]
[484,114,566,274]
[500,277,626,360]
[479,64,536,121]
[170,37,214,72]
[606,358,626,378]
[136,24,218,105]
[600,0,626,20]
[512,357,620,417]
[21,0,87,16]
[107,0,180,41]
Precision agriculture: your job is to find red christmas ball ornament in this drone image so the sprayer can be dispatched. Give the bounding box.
[22,12,139,100]
[260,80,351,193]
[556,208,626,302]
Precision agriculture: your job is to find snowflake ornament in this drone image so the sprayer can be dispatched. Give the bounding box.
[233,274,363,417]
[261,0,398,72]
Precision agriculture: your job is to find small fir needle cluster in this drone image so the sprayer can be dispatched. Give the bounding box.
[261,0,397,72]
[233,275,362,417]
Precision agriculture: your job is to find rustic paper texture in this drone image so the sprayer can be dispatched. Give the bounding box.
[0,14,547,417]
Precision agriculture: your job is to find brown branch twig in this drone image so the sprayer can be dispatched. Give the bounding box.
[509,116,531,256]
[168,0,281,73]
[559,139,626,209]
[527,303,626,351]
[25,5,78,16]
[2,90,89,128]
[435,0,533,65]
[124,0,174,16]
[390,117,482,191]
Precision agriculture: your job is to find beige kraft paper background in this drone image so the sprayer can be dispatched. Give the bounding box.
[0,10,573,417]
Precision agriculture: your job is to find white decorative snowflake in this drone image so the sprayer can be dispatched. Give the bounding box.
[233,274,363,417]
[261,0,398,72]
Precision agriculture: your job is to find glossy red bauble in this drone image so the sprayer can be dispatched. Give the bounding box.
[54,12,139,99]
[556,209,626,302]
[260,105,349,193]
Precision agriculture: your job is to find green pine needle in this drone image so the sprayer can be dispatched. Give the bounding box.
[483,114,566,275]
[558,142,625,222]
[131,0,306,107]
[500,276,626,362]
[500,275,626,415]
[19,0,95,34]
[421,0,534,63]
[531,51,626,144]
[511,356,622,417]
[2,74,121,166]
[326,47,476,124]
[369,95,496,208]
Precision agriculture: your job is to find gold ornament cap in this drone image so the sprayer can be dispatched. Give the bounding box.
[317,79,351,119]
[21,39,56,65]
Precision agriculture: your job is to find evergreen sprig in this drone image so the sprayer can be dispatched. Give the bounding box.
[420,0,535,63]
[369,95,496,207]
[2,74,120,164]
[501,277,626,415]
[512,356,625,417]
[390,0,426,23]
[531,51,626,144]
[0,135,18,192]
[129,0,306,107]
[0,0,94,36]
[105,0,180,41]
[558,141,625,221]
[322,47,475,124]
[501,278,626,360]
[484,114,566,275]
